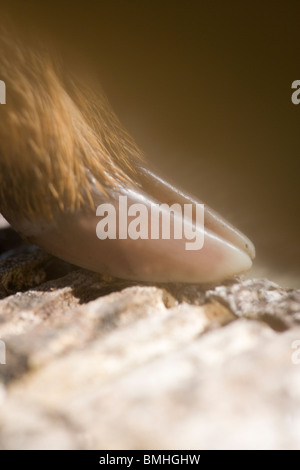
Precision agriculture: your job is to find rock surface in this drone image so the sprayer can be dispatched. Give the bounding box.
[0,225,299,449]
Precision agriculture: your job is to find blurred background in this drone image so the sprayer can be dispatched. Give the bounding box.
[1,0,300,287]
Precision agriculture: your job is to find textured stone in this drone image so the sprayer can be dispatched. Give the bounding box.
[0,228,299,449]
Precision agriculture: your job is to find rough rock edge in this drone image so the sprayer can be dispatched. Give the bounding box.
[0,233,299,449]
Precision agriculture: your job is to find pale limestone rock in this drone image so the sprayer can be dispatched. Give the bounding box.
[0,228,299,449]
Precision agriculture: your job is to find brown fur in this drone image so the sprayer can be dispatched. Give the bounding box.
[0,26,144,220]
